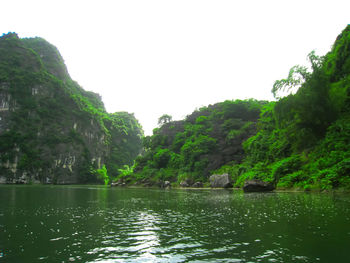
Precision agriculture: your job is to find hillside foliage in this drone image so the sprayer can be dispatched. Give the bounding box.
[226,25,350,190]
[121,25,350,190]
[120,99,267,185]
[2,25,350,189]
[0,33,143,184]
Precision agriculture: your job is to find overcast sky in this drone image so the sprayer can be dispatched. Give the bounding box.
[1,0,349,134]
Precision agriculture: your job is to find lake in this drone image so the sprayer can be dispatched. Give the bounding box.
[0,185,349,262]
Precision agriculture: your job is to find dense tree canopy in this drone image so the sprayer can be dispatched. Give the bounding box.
[116,25,350,190]
[117,99,266,185]
[234,25,350,190]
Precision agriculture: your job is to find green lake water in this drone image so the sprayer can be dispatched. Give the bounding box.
[0,185,350,262]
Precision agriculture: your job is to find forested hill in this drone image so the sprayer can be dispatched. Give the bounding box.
[238,25,350,190]
[119,100,268,186]
[121,25,350,190]
[0,33,143,184]
[1,25,350,189]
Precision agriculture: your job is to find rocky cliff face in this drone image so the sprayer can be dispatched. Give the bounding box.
[131,99,266,185]
[0,33,143,184]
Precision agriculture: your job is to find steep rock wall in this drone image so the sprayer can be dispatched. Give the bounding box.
[0,33,143,184]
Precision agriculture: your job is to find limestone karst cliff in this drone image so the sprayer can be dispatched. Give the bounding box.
[0,33,143,184]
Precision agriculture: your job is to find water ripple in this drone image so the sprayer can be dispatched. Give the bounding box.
[1,187,350,262]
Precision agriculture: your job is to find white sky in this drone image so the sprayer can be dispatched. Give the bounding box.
[1,0,349,135]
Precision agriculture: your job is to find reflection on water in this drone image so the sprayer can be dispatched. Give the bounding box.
[86,211,162,262]
[0,186,350,262]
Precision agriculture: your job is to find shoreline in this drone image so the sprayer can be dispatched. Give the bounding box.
[2,183,349,194]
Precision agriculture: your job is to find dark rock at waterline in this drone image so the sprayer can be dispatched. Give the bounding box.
[161,181,171,189]
[111,181,126,187]
[180,181,189,187]
[209,173,233,188]
[192,182,203,188]
[243,179,275,192]
[143,182,153,187]
[15,178,26,184]
[180,179,192,187]
[141,179,153,187]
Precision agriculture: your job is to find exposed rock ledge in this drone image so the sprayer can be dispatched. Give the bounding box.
[243,179,275,192]
[209,173,233,188]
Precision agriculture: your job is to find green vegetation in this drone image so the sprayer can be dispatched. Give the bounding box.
[0,33,143,184]
[158,114,172,126]
[120,25,350,191]
[96,164,109,185]
[129,99,266,186]
[229,25,350,190]
[2,25,350,190]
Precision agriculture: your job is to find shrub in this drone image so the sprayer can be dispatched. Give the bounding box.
[277,171,306,188]
[271,155,302,183]
[96,165,109,185]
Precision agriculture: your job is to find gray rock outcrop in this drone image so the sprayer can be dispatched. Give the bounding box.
[180,179,192,187]
[0,33,143,185]
[162,180,171,189]
[209,173,232,188]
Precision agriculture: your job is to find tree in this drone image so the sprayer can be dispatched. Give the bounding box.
[271,51,323,99]
[158,114,172,126]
